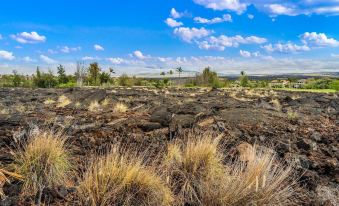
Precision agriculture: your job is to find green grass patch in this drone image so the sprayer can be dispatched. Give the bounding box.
[273,88,337,93]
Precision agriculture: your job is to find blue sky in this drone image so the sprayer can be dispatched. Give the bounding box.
[1,0,339,75]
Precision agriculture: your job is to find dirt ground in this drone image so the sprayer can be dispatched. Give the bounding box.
[0,87,338,205]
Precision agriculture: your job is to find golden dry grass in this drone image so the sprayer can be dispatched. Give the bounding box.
[78,147,173,206]
[163,137,226,205]
[163,136,297,206]
[221,144,297,205]
[113,102,128,113]
[43,98,55,105]
[56,95,71,108]
[88,101,101,112]
[13,129,71,199]
[271,99,282,111]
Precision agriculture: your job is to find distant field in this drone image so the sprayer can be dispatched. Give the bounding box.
[273,88,337,93]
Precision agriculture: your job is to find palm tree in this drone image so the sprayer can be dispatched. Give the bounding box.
[176,67,183,79]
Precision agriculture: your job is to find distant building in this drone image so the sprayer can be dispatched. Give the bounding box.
[269,79,290,88]
[292,79,307,88]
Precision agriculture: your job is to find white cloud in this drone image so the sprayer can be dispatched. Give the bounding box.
[40,55,57,64]
[192,1,339,16]
[264,4,297,16]
[300,32,339,47]
[165,18,183,27]
[170,8,185,19]
[198,34,267,51]
[192,0,247,14]
[82,56,96,61]
[107,57,124,64]
[22,56,36,62]
[0,34,2,40]
[94,44,104,51]
[0,50,15,60]
[60,46,82,53]
[262,43,310,53]
[240,50,251,58]
[247,14,254,19]
[194,14,232,24]
[331,53,339,58]
[239,50,261,58]
[132,50,148,60]
[10,31,46,44]
[174,27,213,42]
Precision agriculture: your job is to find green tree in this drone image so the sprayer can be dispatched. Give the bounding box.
[57,65,69,84]
[88,62,101,85]
[12,70,21,87]
[169,70,173,75]
[100,72,111,85]
[176,67,183,79]
[239,71,249,87]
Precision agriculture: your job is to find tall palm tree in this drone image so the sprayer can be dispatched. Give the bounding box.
[176,67,183,79]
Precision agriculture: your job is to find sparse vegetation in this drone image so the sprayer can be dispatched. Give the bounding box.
[13,129,71,205]
[56,95,71,108]
[78,148,173,206]
[88,101,101,112]
[287,109,299,120]
[113,102,128,113]
[163,136,226,205]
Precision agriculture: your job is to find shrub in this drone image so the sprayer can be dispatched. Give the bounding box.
[13,129,71,205]
[163,137,226,205]
[78,148,173,206]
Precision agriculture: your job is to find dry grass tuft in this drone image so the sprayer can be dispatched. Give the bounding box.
[287,109,299,120]
[13,129,71,204]
[271,99,282,111]
[56,95,71,108]
[163,137,226,205]
[222,145,297,205]
[101,98,110,106]
[78,148,173,206]
[43,98,55,105]
[113,102,128,113]
[163,136,298,206]
[88,101,101,112]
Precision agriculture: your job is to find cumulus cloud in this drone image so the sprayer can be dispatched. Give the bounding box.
[165,18,183,27]
[82,56,97,61]
[193,0,247,14]
[194,14,232,24]
[264,4,298,16]
[132,50,148,60]
[170,8,185,19]
[22,56,36,62]
[0,50,15,60]
[262,43,310,53]
[198,34,267,51]
[60,46,82,53]
[94,44,104,51]
[10,31,46,44]
[300,32,339,47]
[107,57,124,64]
[174,27,213,42]
[40,55,57,64]
[247,14,254,19]
[191,0,339,16]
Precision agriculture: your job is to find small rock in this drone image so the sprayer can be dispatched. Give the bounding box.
[296,138,311,151]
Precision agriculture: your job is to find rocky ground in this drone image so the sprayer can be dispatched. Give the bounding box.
[0,87,338,206]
